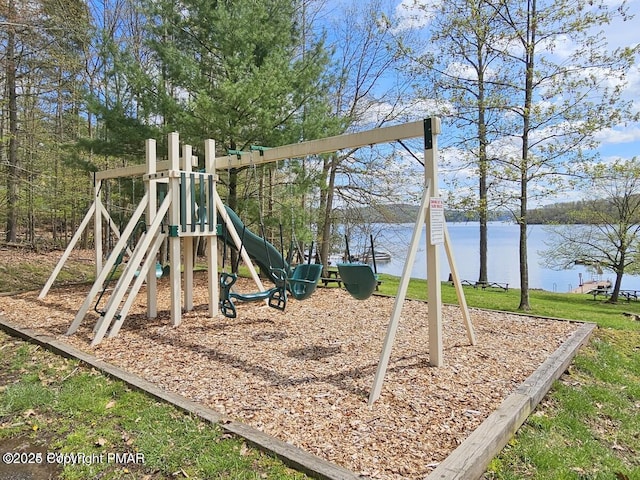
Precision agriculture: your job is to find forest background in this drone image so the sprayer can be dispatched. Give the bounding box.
[1,0,639,309]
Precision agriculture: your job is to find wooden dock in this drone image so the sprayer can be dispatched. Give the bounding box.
[570,279,611,294]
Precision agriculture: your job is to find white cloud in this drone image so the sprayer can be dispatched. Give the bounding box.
[392,0,439,32]
[596,125,640,144]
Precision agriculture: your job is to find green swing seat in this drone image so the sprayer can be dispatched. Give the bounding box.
[337,263,379,300]
[219,270,287,319]
[288,264,323,300]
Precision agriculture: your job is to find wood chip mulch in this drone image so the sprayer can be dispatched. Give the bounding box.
[0,272,580,479]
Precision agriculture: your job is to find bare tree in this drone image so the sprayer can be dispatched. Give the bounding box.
[316,0,415,272]
[2,0,19,242]
[541,158,640,303]
[1,0,90,244]
[398,0,512,285]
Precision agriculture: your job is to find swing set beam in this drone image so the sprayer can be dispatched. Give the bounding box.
[214,120,425,170]
[92,121,425,181]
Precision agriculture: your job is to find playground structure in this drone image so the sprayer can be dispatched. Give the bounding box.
[39,118,476,404]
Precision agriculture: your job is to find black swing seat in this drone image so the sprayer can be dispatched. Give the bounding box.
[337,263,379,300]
[287,264,323,300]
[219,271,287,319]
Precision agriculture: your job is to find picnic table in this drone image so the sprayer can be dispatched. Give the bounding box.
[320,268,342,287]
[589,288,611,300]
[459,279,509,292]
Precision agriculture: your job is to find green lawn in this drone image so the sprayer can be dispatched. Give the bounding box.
[0,331,308,480]
[377,273,640,330]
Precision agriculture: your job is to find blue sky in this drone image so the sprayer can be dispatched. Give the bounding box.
[591,0,640,161]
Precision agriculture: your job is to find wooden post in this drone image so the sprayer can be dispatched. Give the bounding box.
[368,117,475,404]
[214,192,266,293]
[107,225,167,340]
[67,192,150,335]
[444,224,476,345]
[146,139,158,318]
[425,117,443,367]
[205,139,219,317]
[39,201,96,299]
[95,177,103,274]
[368,184,431,405]
[168,132,182,326]
[92,195,171,345]
[182,143,194,312]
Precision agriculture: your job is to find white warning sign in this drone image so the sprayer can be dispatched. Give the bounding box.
[429,197,444,245]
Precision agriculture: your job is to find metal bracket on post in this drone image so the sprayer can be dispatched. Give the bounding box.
[424,118,433,150]
[424,117,441,151]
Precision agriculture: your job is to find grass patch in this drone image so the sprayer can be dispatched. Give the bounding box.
[485,329,640,480]
[0,332,308,479]
[0,253,95,293]
[376,274,640,330]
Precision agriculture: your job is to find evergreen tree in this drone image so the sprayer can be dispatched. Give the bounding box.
[122,0,334,245]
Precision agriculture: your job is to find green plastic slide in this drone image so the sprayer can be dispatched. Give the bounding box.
[219,206,321,300]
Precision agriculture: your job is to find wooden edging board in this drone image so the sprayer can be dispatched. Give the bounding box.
[0,316,596,480]
[427,321,597,479]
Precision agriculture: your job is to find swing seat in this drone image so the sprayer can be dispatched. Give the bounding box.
[218,272,287,318]
[337,263,379,300]
[134,262,164,279]
[288,264,323,300]
[230,288,280,302]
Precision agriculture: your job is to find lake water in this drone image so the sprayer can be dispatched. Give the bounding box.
[347,222,640,292]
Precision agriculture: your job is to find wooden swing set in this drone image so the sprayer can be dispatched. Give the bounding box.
[39,118,476,404]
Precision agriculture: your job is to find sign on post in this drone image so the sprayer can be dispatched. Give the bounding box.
[429,197,444,245]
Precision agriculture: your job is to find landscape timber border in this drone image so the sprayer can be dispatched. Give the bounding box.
[0,315,596,480]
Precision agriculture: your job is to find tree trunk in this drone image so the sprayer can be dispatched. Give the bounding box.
[319,154,338,276]
[518,179,530,310]
[517,0,536,311]
[478,74,488,284]
[607,269,623,304]
[5,0,19,243]
[607,252,625,303]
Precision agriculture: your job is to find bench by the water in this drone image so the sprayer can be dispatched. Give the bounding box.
[320,268,342,287]
[589,288,611,300]
[459,280,509,292]
[619,290,640,301]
